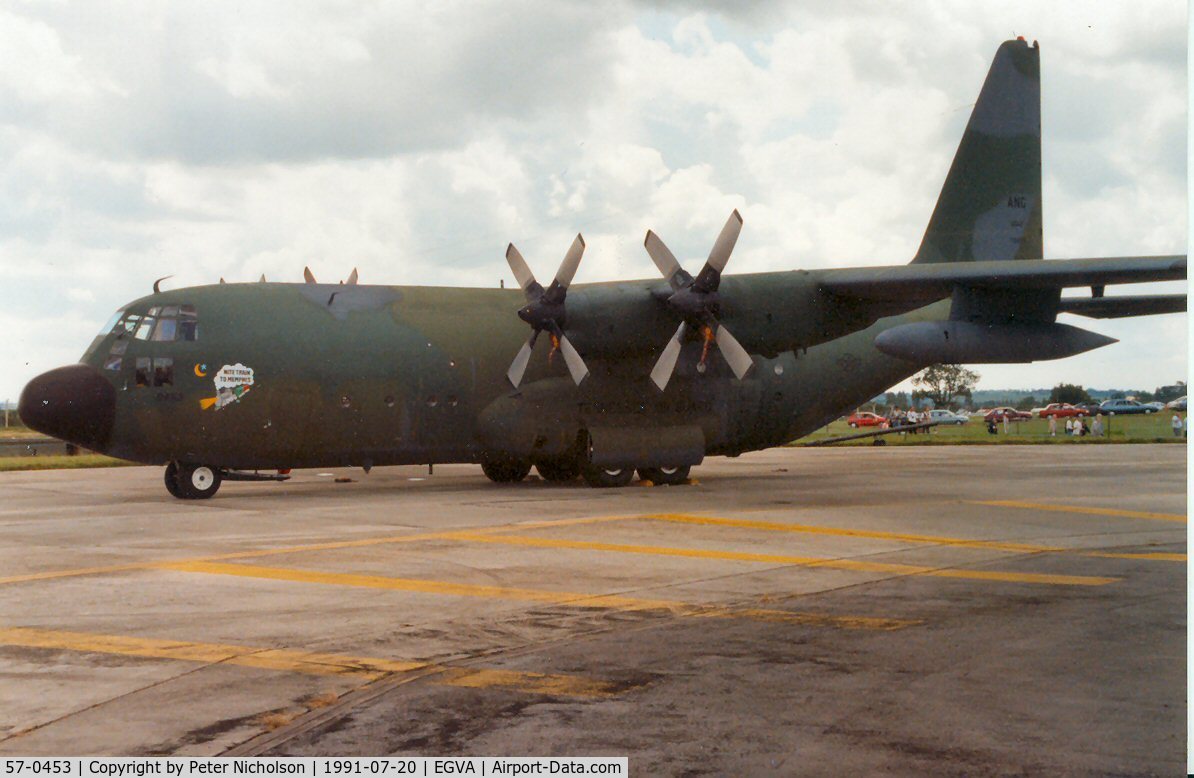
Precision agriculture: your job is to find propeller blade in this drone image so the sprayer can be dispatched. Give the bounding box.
[346,268,358,285]
[553,234,585,290]
[644,231,687,292]
[694,209,742,292]
[650,322,687,392]
[556,334,590,386]
[303,267,316,284]
[714,323,753,380]
[505,243,538,297]
[506,334,537,388]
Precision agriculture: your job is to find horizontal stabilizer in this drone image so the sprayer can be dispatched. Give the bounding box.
[1058,294,1186,319]
[874,320,1117,363]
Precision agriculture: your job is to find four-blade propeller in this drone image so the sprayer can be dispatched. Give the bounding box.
[643,210,754,391]
[505,235,591,388]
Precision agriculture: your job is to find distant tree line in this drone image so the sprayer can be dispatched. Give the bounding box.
[864,371,1185,415]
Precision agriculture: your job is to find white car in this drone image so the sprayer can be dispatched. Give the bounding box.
[928,409,969,425]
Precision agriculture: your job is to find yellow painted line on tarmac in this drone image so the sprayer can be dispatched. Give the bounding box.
[0,626,422,679]
[156,561,919,631]
[0,626,617,697]
[968,500,1187,523]
[156,560,667,610]
[0,514,641,587]
[437,668,622,697]
[1081,551,1186,562]
[447,533,1118,586]
[644,513,1185,563]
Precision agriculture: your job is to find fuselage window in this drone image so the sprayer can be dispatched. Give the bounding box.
[135,357,152,387]
[153,357,174,387]
[109,339,128,355]
[104,355,122,371]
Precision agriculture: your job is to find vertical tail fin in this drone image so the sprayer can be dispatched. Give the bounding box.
[912,39,1042,264]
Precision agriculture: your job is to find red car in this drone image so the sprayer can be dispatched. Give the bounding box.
[847,412,888,428]
[1038,403,1090,418]
[984,407,1032,422]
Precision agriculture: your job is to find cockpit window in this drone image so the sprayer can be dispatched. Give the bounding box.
[152,318,177,341]
[116,305,198,342]
[99,310,125,335]
[134,317,156,340]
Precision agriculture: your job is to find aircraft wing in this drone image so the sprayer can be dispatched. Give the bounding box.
[817,255,1186,303]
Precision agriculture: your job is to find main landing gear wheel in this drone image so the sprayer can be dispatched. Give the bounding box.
[535,457,581,482]
[165,462,222,500]
[637,465,690,486]
[581,463,635,488]
[482,458,532,483]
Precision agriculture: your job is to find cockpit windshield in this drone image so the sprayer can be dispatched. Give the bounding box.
[99,310,125,335]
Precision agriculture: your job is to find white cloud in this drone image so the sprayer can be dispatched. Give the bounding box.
[0,1,1185,399]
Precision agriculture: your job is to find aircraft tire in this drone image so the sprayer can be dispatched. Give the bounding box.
[164,462,185,498]
[580,463,634,488]
[637,465,690,485]
[482,459,532,483]
[173,463,222,499]
[535,458,580,482]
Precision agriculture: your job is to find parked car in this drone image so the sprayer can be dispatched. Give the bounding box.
[1142,401,1166,412]
[1165,396,1187,411]
[984,407,1032,422]
[928,409,969,425]
[1098,399,1156,415]
[847,412,888,428]
[1038,403,1090,419]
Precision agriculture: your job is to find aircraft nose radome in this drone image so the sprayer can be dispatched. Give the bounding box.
[18,364,116,451]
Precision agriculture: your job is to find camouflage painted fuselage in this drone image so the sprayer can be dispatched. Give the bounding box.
[81,276,936,470]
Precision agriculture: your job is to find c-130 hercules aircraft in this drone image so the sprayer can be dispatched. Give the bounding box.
[19,39,1186,498]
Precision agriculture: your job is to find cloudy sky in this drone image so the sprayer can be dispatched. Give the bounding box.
[0,1,1186,402]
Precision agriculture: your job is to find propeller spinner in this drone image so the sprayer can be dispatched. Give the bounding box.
[644,210,754,391]
[505,235,590,388]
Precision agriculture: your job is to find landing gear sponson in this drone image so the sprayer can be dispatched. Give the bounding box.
[481,455,690,488]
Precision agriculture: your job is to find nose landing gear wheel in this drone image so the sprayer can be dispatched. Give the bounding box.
[637,465,690,486]
[165,462,222,499]
[580,463,634,488]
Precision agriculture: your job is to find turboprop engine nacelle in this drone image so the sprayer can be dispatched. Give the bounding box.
[873,320,1117,364]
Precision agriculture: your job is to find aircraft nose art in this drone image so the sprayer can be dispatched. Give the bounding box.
[18,364,116,451]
